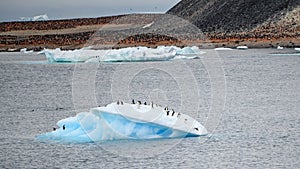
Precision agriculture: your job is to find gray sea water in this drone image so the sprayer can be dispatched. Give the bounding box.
[0,49,299,168]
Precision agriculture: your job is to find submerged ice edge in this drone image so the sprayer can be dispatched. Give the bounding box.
[39,46,205,63]
[37,103,208,143]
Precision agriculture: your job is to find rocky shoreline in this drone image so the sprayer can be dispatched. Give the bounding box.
[0,0,299,51]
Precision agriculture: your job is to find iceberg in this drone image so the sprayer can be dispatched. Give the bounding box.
[40,46,205,63]
[37,102,207,142]
[277,46,284,50]
[295,48,300,51]
[20,14,49,21]
[237,46,248,50]
[214,47,233,51]
[20,48,34,53]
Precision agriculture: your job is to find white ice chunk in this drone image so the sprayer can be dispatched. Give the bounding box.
[237,46,248,50]
[20,48,34,53]
[20,14,49,21]
[215,47,233,51]
[277,46,284,50]
[41,46,205,63]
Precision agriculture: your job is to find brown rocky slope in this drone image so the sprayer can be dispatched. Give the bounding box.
[0,0,299,51]
[168,0,300,48]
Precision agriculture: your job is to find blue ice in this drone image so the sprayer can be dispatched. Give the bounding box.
[37,111,199,143]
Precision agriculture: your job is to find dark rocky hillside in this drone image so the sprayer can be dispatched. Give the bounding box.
[168,0,300,33]
[0,1,299,51]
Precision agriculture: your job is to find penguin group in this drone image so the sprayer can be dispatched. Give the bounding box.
[131,99,181,118]
[116,100,124,105]
[164,107,181,118]
[116,99,182,118]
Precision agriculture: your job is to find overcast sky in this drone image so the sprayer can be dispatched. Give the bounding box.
[0,0,181,21]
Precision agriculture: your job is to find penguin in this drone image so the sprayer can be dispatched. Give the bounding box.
[63,125,65,130]
[144,102,147,105]
[177,112,181,118]
[194,128,199,131]
[151,102,154,108]
[166,110,170,116]
[132,99,135,104]
[121,101,123,105]
[53,127,56,131]
[172,110,176,116]
[184,119,187,124]
[117,100,120,105]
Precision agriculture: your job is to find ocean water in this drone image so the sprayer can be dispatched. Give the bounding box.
[0,49,299,168]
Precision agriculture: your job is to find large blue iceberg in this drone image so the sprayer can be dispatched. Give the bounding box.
[37,102,207,142]
[40,46,205,63]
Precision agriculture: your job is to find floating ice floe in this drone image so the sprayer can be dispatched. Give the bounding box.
[295,48,300,51]
[237,46,248,50]
[214,47,233,51]
[37,102,207,142]
[20,48,34,53]
[277,46,284,50]
[20,14,49,21]
[40,46,205,63]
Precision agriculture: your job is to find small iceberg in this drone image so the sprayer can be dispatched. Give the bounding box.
[214,47,233,51]
[277,46,284,50]
[295,48,300,51]
[37,102,207,142]
[20,48,34,53]
[20,14,49,21]
[237,46,248,50]
[40,46,205,63]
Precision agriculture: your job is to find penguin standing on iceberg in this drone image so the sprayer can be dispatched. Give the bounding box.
[171,109,176,116]
[166,110,170,116]
[177,112,181,118]
[137,101,141,109]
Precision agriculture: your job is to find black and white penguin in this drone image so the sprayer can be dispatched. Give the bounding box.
[177,112,181,118]
[172,109,176,116]
[63,125,65,130]
[132,99,135,104]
